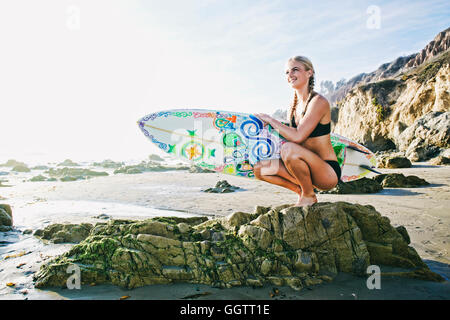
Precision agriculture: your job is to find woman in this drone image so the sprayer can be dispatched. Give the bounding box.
[254,56,340,207]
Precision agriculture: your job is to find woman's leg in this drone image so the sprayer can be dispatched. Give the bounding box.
[253,159,302,195]
[280,142,339,207]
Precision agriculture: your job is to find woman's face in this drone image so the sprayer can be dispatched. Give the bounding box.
[285,60,312,90]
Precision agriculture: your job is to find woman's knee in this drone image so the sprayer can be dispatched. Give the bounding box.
[252,162,263,179]
[280,142,303,164]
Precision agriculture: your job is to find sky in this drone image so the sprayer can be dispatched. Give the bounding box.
[0,0,449,163]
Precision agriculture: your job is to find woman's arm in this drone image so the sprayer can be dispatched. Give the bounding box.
[255,96,330,144]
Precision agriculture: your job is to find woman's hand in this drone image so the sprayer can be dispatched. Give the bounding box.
[254,113,273,126]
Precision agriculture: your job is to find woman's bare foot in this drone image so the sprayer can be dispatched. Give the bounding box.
[294,193,317,207]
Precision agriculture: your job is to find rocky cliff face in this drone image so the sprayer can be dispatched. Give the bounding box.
[334,47,450,159]
[329,27,450,105]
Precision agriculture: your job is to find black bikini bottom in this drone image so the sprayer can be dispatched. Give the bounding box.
[325,160,341,181]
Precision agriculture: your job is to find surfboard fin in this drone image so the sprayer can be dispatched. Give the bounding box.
[346,145,371,155]
[359,164,382,175]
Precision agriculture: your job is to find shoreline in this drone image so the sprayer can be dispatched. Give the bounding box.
[0,161,449,299]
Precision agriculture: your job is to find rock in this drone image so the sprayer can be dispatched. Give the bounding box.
[46,167,108,180]
[148,154,164,162]
[398,112,450,161]
[94,214,110,220]
[12,165,31,173]
[29,175,48,182]
[377,155,412,168]
[23,229,33,235]
[34,223,93,243]
[125,168,143,174]
[0,204,12,226]
[317,178,383,194]
[203,180,240,193]
[31,165,50,170]
[0,225,12,232]
[189,165,215,173]
[429,155,450,165]
[372,173,429,188]
[176,223,190,234]
[333,48,449,157]
[0,159,26,167]
[57,159,80,167]
[33,202,443,290]
[92,159,124,168]
[0,208,12,227]
[114,162,190,174]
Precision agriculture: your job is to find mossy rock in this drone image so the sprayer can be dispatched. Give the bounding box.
[33,202,443,290]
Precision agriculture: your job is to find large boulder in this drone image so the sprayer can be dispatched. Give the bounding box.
[397,112,450,161]
[33,202,443,290]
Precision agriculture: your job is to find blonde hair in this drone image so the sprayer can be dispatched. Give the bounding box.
[287,56,316,125]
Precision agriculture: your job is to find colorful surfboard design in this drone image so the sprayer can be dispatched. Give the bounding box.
[137,108,377,182]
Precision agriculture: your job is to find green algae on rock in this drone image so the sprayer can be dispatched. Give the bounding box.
[33,202,443,290]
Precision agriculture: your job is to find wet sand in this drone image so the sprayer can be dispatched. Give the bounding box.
[0,162,449,300]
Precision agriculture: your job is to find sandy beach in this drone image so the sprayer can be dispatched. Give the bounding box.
[0,161,449,300]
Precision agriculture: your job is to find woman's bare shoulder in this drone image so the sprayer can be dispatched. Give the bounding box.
[309,93,330,114]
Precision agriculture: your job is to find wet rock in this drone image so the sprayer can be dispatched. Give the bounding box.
[317,178,383,194]
[429,155,450,165]
[377,155,412,168]
[34,223,93,243]
[372,173,429,188]
[203,180,240,193]
[0,204,12,226]
[94,213,110,220]
[23,229,33,235]
[57,159,80,167]
[33,202,443,290]
[0,210,12,227]
[12,165,31,173]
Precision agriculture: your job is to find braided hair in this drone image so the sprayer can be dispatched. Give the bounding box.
[287,56,315,126]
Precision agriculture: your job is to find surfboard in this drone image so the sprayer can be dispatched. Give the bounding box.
[137,108,378,182]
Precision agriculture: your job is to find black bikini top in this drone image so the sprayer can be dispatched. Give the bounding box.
[290,91,331,137]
